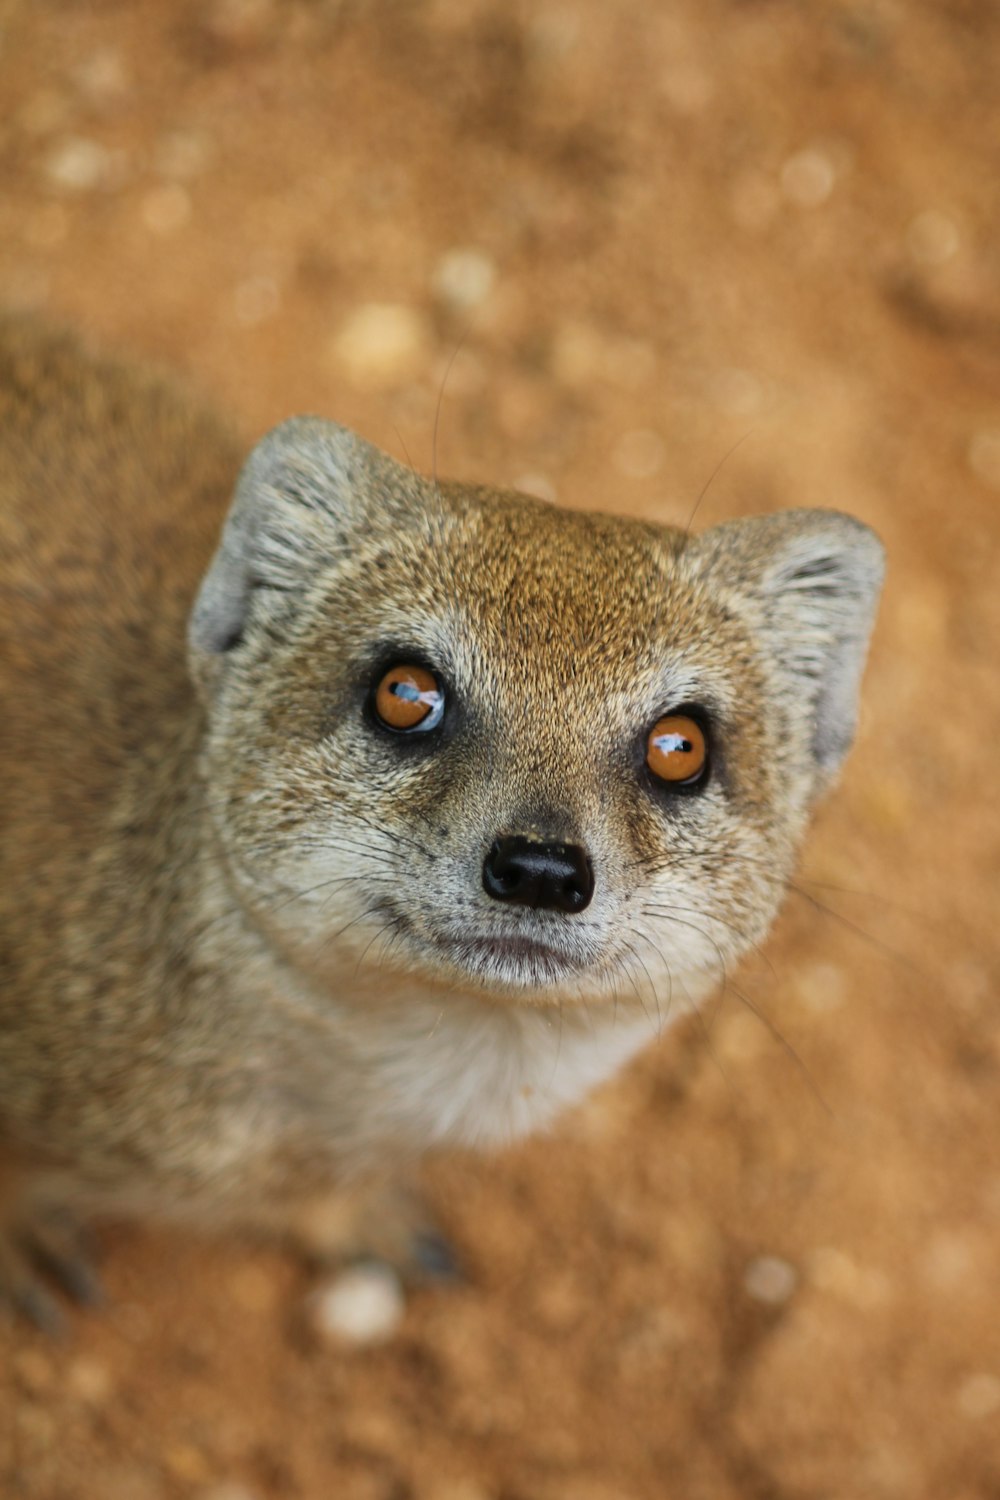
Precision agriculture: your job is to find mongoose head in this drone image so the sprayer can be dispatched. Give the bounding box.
[189,420,883,1007]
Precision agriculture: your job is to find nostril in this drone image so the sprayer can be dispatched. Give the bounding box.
[482,836,595,914]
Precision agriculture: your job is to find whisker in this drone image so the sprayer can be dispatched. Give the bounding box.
[787,883,924,977]
[683,427,756,533]
[726,974,832,1117]
[685,978,739,1102]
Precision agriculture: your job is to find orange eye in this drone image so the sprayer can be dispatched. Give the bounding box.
[646,714,708,785]
[374,664,445,733]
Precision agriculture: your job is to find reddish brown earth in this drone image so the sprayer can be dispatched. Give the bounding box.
[1,2,998,1497]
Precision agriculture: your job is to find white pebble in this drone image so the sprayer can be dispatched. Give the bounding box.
[331,303,428,388]
[780,148,836,207]
[46,137,111,192]
[744,1254,798,1305]
[613,429,665,479]
[433,248,496,311]
[968,429,1000,489]
[957,1372,1000,1419]
[906,209,960,266]
[309,1263,405,1346]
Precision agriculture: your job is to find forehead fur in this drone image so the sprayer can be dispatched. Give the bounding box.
[313,473,721,673]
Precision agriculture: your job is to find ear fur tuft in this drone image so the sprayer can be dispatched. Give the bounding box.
[693,509,885,773]
[189,417,385,664]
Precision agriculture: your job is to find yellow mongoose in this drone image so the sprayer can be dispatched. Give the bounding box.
[0,318,883,1324]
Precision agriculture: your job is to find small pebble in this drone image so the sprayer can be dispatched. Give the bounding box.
[309,1262,405,1345]
[744,1254,798,1305]
[46,137,112,192]
[612,429,665,479]
[780,148,836,207]
[331,303,428,388]
[433,248,496,311]
[906,209,960,266]
[67,1356,114,1405]
[957,1372,1000,1419]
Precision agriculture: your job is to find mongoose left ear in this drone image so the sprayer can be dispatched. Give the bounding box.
[189,417,406,676]
[691,510,885,773]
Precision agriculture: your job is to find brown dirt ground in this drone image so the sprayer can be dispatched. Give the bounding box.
[1,1,999,1497]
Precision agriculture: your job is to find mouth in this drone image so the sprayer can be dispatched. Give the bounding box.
[431,928,590,989]
[361,897,596,991]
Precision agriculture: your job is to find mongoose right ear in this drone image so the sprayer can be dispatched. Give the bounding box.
[689,509,885,778]
[189,417,397,684]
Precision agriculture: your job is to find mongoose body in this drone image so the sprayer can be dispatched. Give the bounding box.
[0,318,883,1316]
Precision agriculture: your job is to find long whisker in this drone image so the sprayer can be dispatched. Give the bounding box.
[683,427,756,533]
[685,978,738,1102]
[726,973,832,1117]
[636,905,828,1112]
[619,938,664,1038]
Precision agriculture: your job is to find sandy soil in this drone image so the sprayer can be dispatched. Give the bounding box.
[1,1,998,1496]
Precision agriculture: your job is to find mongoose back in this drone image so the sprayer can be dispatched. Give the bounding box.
[0,317,884,1322]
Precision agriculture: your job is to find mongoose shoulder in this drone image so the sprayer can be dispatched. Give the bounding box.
[0,316,884,1321]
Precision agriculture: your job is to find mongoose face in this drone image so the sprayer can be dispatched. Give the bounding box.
[190,420,884,1009]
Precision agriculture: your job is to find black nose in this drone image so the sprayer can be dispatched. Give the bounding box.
[482,836,594,914]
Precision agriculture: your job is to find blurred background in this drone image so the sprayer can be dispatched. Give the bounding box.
[1,1,998,1497]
